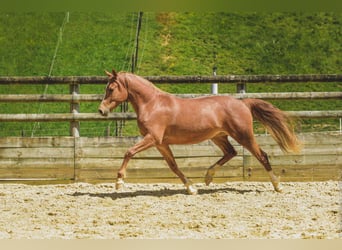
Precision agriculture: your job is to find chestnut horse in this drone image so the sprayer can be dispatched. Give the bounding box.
[99,69,300,194]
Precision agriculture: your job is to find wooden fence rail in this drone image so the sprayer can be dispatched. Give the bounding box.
[0,111,342,123]
[1,74,342,84]
[0,92,342,102]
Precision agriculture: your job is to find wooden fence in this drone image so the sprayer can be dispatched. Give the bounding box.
[0,74,341,183]
[0,132,341,183]
[0,74,342,136]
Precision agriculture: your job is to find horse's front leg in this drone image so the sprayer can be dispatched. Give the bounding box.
[157,144,197,195]
[116,134,155,190]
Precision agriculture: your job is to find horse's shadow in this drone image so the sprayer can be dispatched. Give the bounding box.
[70,186,256,200]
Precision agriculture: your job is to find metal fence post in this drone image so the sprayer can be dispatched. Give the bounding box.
[211,65,218,95]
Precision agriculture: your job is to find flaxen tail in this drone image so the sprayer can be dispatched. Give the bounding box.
[242,99,301,153]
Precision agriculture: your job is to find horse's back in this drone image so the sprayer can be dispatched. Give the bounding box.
[176,95,250,115]
[166,94,252,127]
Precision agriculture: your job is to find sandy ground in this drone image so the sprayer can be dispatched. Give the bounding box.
[0,181,340,239]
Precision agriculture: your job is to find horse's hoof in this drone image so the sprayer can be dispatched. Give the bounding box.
[186,185,198,195]
[116,178,125,190]
[205,169,215,186]
[204,175,213,186]
[274,184,283,193]
[272,179,283,193]
[268,172,282,193]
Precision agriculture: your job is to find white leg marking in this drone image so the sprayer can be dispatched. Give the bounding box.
[185,179,198,195]
[116,178,125,190]
[268,171,282,193]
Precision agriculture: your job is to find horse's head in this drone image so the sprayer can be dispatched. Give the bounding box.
[98,69,128,116]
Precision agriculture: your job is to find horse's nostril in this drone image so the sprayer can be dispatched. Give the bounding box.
[99,108,109,116]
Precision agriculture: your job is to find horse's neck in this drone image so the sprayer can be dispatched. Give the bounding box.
[125,74,161,113]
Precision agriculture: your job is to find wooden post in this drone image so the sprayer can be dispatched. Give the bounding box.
[70,83,80,137]
[103,125,109,137]
[237,82,246,94]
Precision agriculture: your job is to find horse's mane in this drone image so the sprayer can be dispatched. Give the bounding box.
[121,71,168,94]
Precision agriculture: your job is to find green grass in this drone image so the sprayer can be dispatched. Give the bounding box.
[0,12,341,136]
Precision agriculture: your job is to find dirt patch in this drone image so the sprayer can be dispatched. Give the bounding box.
[0,181,340,239]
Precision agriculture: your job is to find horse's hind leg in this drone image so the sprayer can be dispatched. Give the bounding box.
[253,147,282,192]
[232,129,282,192]
[205,136,237,185]
[157,144,197,195]
[239,138,282,192]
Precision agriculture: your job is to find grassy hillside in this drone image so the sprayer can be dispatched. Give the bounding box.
[0,12,341,136]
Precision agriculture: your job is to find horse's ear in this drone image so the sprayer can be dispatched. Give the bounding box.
[105,70,112,78]
[105,69,118,80]
[111,69,118,79]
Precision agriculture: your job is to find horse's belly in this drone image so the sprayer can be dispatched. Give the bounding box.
[162,127,225,145]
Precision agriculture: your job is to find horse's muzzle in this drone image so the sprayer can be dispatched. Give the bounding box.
[98,106,109,116]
